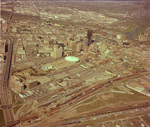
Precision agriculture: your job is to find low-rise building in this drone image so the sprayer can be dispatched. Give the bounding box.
[126,82,150,97]
[41,64,53,71]
[89,51,98,58]
[26,80,38,89]
[11,76,24,92]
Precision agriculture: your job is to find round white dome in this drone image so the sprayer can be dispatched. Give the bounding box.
[65,56,79,63]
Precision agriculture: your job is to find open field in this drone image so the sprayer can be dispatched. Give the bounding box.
[141,114,150,125]
[13,105,22,114]
[49,19,102,29]
[1,11,41,22]
[77,99,105,113]
[0,110,5,127]
[11,92,16,104]
[99,93,150,104]
[73,111,150,127]
[82,96,98,104]
[76,92,150,113]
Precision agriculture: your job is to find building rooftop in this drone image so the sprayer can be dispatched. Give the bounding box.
[65,56,80,63]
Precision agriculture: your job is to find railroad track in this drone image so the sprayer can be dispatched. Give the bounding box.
[6,72,148,126]
[49,103,150,127]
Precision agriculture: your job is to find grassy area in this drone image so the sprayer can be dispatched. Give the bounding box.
[99,93,149,104]
[11,92,23,105]
[82,96,97,104]
[1,10,42,22]
[105,27,122,33]
[141,115,150,125]
[12,68,28,74]
[76,90,149,113]
[11,92,16,104]
[48,18,102,28]
[145,41,150,45]
[113,87,120,91]
[13,106,22,114]
[30,73,47,76]
[125,24,139,33]
[74,111,150,127]
[17,99,22,105]
[132,66,146,72]
[1,11,10,20]
[0,110,5,127]
[77,99,105,113]
[134,23,149,38]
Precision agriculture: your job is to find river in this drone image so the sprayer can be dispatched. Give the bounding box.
[126,25,144,40]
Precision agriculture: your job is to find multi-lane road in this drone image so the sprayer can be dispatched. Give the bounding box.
[0,1,19,127]
[0,39,16,126]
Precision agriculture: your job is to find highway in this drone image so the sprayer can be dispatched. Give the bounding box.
[0,39,16,126]
[0,1,19,127]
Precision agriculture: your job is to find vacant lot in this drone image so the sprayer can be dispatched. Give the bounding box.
[0,110,5,127]
[1,10,41,22]
[99,93,150,104]
[77,99,105,113]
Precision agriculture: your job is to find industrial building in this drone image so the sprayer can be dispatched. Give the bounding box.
[38,47,51,54]
[17,47,26,59]
[126,83,150,97]
[26,80,38,89]
[41,64,53,71]
[89,51,98,58]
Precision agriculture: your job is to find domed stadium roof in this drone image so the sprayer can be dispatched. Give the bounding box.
[65,56,79,63]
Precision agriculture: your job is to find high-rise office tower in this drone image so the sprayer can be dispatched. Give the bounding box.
[53,45,62,58]
[95,34,100,42]
[76,42,82,52]
[83,37,88,49]
[69,41,76,51]
[87,29,93,45]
